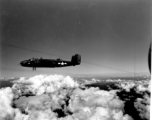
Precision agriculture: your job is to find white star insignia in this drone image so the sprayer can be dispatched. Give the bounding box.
[61,62,64,65]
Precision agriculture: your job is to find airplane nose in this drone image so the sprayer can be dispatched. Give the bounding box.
[20,61,25,66]
[20,62,23,65]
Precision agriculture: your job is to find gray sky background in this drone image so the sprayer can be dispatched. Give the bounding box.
[0,0,151,78]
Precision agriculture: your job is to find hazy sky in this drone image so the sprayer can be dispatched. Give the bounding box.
[0,0,151,77]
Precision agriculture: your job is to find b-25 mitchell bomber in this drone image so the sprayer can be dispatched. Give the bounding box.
[20,54,81,70]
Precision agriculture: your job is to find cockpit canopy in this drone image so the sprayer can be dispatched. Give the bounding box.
[57,58,61,61]
[28,58,39,61]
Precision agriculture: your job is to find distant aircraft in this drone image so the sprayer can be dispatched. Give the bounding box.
[20,54,81,71]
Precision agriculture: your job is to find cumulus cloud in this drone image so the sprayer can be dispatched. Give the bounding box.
[115,79,150,120]
[134,94,150,120]
[0,74,150,120]
[116,81,136,92]
[67,87,131,120]
[0,87,29,120]
[12,75,79,96]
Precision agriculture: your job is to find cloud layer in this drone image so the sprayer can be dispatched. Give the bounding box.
[0,74,150,120]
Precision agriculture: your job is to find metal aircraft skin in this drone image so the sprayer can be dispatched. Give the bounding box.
[20,54,81,70]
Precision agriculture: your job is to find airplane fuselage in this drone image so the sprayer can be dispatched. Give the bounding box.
[21,59,76,68]
[20,54,81,70]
